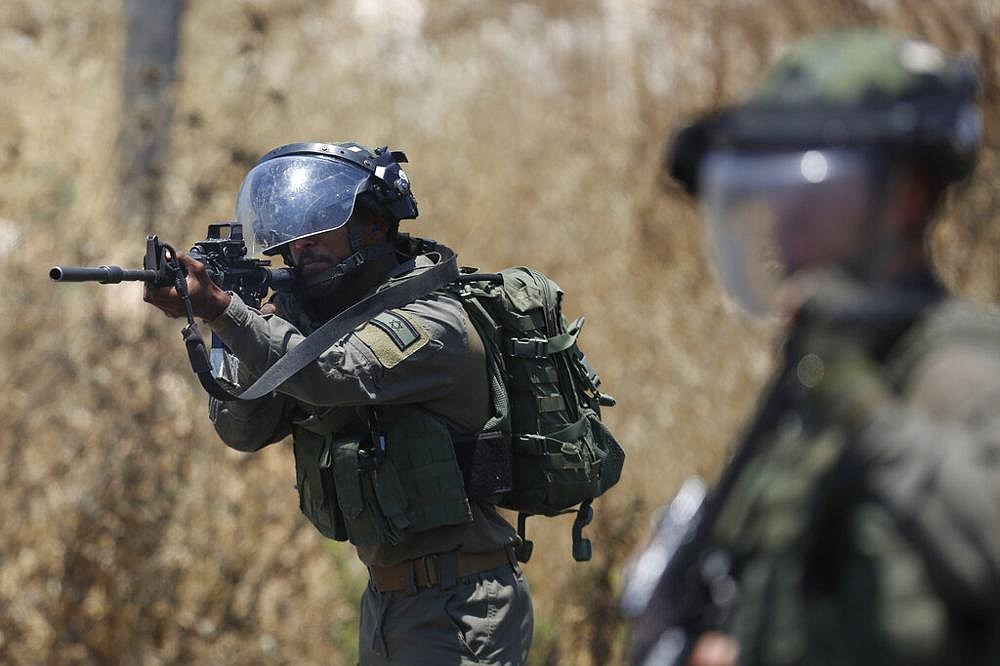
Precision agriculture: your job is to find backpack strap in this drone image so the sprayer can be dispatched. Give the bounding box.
[514,499,595,563]
[506,317,584,358]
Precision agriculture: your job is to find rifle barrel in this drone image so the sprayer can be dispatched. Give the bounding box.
[49,265,159,284]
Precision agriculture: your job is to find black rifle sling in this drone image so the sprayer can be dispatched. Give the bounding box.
[182,246,460,402]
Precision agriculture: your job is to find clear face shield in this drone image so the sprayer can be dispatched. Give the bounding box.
[699,148,879,316]
[236,155,372,257]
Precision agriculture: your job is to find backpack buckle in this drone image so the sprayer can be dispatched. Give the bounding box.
[508,337,547,358]
[572,502,594,562]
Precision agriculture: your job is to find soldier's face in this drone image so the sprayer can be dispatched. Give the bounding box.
[701,148,880,315]
[773,175,871,274]
[288,227,352,276]
[286,210,395,276]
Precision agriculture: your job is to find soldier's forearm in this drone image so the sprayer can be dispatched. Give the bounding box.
[209,395,292,452]
[206,294,282,379]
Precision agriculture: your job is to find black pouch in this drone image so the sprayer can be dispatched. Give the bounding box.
[329,436,411,546]
[500,409,624,516]
[451,429,514,499]
[292,430,348,541]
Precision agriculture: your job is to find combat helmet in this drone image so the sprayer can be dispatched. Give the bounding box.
[669,29,981,194]
[236,141,418,259]
[666,29,981,315]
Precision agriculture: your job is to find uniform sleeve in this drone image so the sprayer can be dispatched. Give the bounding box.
[205,292,475,409]
[208,393,294,452]
[204,333,297,452]
[854,339,1000,609]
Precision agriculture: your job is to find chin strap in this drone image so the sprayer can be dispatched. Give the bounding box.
[298,219,397,298]
[300,245,397,297]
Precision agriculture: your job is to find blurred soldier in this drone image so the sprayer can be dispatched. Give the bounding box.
[144,142,533,665]
[623,29,1000,666]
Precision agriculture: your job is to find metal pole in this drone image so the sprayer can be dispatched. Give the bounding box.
[119,0,185,231]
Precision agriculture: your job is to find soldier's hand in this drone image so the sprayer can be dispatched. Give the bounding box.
[688,632,739,666]
[143,252,231,321]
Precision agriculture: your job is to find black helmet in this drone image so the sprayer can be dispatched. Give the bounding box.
[236,141,418,257]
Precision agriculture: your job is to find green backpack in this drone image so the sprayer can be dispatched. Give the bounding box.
[451,266,625,562]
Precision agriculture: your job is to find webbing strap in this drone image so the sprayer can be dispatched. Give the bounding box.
[507,310,546,332]
[551,413,591,442]
[191,245,460,401]
[512,435,547,456]
[536,394,566,413]
[461,295,505,350]
[456,290,510,432]
[511,414,590,455]
[545,317,585,354]
[526,365,560,384]
[507,317,584,358]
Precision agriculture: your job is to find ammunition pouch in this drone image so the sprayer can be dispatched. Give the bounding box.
[291,405,474,546]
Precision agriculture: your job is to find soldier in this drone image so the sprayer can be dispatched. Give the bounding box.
[625,29,1000,666]
[143,142,533,665]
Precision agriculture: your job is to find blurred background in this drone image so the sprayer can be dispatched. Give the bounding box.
[1,1,997,664]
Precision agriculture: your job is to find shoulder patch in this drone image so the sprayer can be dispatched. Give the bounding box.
[355,309,430,368]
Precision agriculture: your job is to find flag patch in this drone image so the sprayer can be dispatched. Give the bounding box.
[371,311,421,350]
[355,310,429,368]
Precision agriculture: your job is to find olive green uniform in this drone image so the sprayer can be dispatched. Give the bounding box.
[708,276,1000,665]
[206,255,533,664]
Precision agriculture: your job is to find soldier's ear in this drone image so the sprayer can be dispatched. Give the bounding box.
[361,212,394,244]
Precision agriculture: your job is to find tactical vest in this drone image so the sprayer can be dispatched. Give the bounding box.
[290,404,473,546]
[276,240,623,556]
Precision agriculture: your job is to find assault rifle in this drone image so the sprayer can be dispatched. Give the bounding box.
[620,477,738,666]
[50,222,294,397]
[52,222,463,402]
[50,222,293,308]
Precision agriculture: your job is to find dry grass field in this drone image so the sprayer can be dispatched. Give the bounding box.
[1,1,998,664]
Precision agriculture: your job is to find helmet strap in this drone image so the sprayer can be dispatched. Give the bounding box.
[295,218,398,305]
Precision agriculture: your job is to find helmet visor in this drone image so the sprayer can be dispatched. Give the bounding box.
[236,155,371,256]
[700,148,876,316]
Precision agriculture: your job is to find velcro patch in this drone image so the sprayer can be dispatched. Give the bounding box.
[355,309,429,368]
